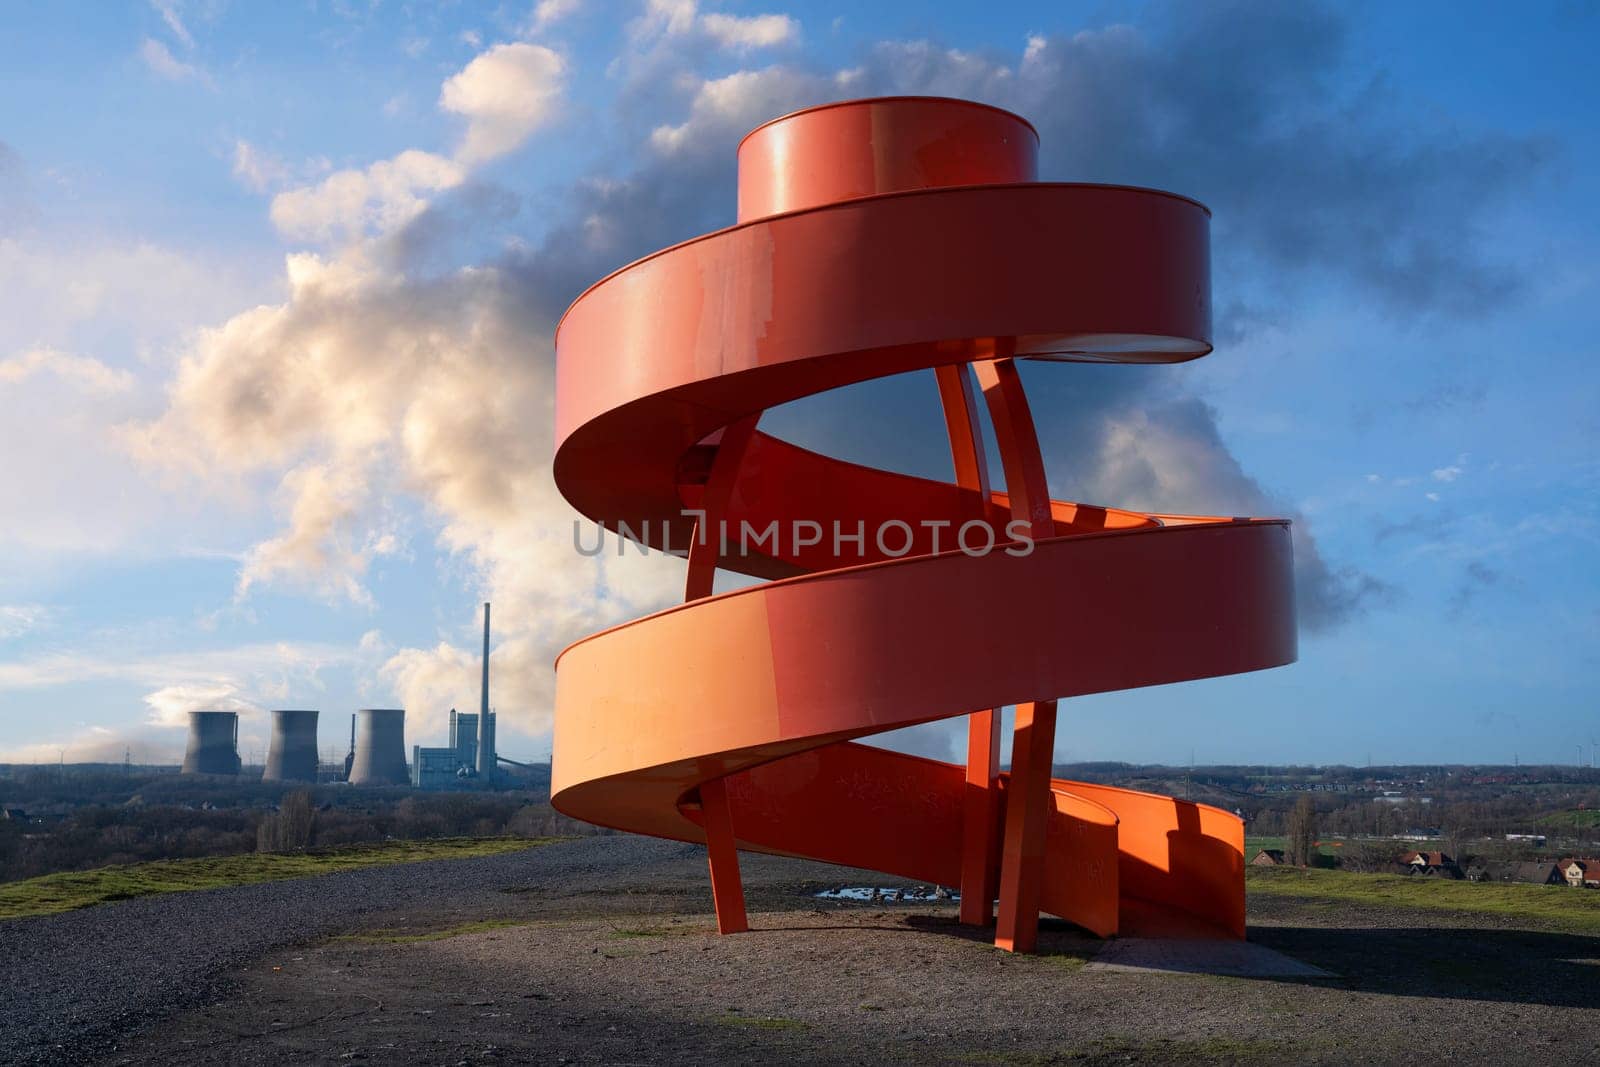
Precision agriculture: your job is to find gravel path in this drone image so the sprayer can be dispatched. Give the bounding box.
[1,835,844,1066]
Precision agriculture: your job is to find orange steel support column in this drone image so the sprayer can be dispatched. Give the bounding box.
[699,775,749,934]
[961,709,1003,924]
[937,363,1004,926]
[995,698,1058,953]
[685,414,759,933]
[974,357,1060,954]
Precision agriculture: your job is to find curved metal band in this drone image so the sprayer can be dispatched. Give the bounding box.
[550,103,1294,945]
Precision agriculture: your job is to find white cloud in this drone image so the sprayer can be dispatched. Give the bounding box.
[133,236,683,736]
[0,724,155,765]
[0,636,359,762]
[643,0,698,36]
[530,0,581,31]
[0,638,354,735]
[268,150,465,243]
[149,0,194,48]
[234,461,402,606]
[0,348,133,393]
[439,42,566,165]
[0,237,268,571]
[142,682,259,727]
[0,236,255,345]
[0,639,351,692]
[139,37,206,84]
[0,604,49,640]
[232,140,292,193]
[701,12,798,50]
[1432,454,1468,482]
[650,66,827,154]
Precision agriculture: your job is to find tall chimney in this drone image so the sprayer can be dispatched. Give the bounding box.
[476,602,493,777]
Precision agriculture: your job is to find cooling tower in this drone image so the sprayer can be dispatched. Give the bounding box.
[181,711,241,775]
[348,708,408,785]
[263,709,319,782]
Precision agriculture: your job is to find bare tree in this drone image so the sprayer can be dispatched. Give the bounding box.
[1286,794,1318,867]
[256,790,316,853]
[1341,839,1399,873]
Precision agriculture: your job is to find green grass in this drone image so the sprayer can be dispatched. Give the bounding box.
[1247,865,1600,933]
[607,923,710,939]
[335,917,533,943]
[1534,809,1600,830]
[0,837,562,920]
[1245,835,1341,858]
[1035,946,1098,971]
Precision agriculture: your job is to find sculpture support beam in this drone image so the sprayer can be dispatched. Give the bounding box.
[994,699,1059,953]
[937,362,1007,927]
[960,707,1003,925]
[685,413,760,934]
[700,775,749,934]
[974,357,1060,953]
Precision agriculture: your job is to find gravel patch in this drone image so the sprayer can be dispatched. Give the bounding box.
[0,836,769,1065]
[3,838,915,1062]
[11,837,1600,1064]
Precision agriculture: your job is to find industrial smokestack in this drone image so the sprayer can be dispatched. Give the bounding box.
[476,602,493,778]
[348,708,408,785]
[181,711,241,775]
[263,709,319,782]
[344,712,356,780]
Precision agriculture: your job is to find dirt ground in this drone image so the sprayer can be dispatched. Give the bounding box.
[90,843,1600,1066]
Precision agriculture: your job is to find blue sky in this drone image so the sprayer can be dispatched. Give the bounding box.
[0,1,1595,769]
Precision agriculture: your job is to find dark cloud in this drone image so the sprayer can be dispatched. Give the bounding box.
[1374,509,1459,545]
[968,4,1547,318]
[383,182,523,276]
[1449,560,1501,616]
[520,2,1550,315]
[391,1,1545,635]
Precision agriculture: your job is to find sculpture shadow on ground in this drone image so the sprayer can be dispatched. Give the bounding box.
[1244,924,1600,1008]
[897,912,1600,1008]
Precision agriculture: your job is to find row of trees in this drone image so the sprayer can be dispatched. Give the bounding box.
[0,790,602,881]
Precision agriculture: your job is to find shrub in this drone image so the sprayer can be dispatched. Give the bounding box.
[256,791,316,853]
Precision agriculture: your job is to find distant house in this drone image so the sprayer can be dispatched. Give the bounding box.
[1251,849,1286,866]
[1,807,24,822]
[1501,861,1563,886]
[1558,859,1600,888]
[1478,863,1555,889]
[1400,850,1463,878]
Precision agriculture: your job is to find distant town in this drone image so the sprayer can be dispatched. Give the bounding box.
[3,758,1596,891]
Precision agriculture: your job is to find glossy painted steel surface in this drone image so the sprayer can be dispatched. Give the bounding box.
[551,97,1297,949]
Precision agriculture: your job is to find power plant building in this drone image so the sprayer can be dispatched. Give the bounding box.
[263,709,319,782]
[348,708,408,785]
[181,711,241,775]
[411,708,496,789]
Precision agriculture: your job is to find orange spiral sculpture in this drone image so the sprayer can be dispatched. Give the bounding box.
[550,97,1297,952]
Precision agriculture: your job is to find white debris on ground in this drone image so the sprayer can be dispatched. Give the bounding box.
[814,885,954,902]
